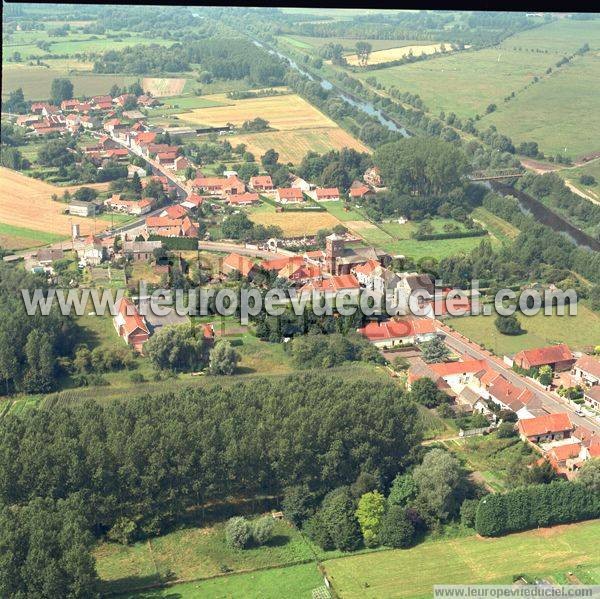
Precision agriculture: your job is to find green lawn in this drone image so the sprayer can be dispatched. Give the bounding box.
[95,518,319,595]
[122,563,324,599]
[323,519,600,599]
[449,303,600,354]
[154,95,230,115]
[323,202,365,222]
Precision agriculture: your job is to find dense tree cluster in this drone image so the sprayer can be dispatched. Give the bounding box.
[475,481,600,536]
[93,38,286,87]
[0,497,98,598]
[0,264,77,395]
[0,373,422,541]
[374,138,470,196]
[297,148,371,190]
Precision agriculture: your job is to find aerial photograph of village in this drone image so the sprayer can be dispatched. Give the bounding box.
[0,4,599,598]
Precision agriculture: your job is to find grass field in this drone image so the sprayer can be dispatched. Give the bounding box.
[122,563,324,599]
[450,303,600,354]
[247,202,342,236]
[498,18,600,54]
[324,520,600,599]
[95,517,317,594]
[344,217,489,260]
[176,93,338,130]
[278,35,430,53]
[345,43,450,66]
[1,63,139,100]
[228,127,370,164]
[357,48,553,118]
[482,53,600,158]
[472,207,520,244]
[0,222,67,250]
[0,168,111,239]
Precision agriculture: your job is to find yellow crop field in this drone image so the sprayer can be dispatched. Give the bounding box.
[345,43,451,66]
[229,127,370,164]
[248,205,341,237]
[0,167,110,239]
[178,93,338,130]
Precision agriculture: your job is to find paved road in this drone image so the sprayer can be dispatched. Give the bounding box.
[436,321,600,433]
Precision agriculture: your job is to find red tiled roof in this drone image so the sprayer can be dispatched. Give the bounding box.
[489,375,535,409]
[575,355,600,379]
[146,216,183,228]
[519,413,573,437]
[161,205,188,219]
[222,253,256,277]
[316,187,340,198]
[349,184,371,198]
[412,319,437,335]
[184,193,204,207]
[434,295,471,316]
[228,192,260,204]
[134,132,157,145]
[550,443,581,462]
[250,175,273,188]
[260,256,304,271]
[352,259,380,276]
[300,274,360,294]
[515,344,574,368]
[429,358,487,377]
[589,438,600,458]
[193,176,227,188]
[277,187,304,200]
[116,297,149,336]
[358,320,413,341]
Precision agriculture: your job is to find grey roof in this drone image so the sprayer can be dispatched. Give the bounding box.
[36,248,64,263]
[123,240,163,253]
[404,274,434,294]
[457,386,482,408]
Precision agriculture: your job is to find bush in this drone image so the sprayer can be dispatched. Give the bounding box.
[379,505,415,548]
[496,422,516,438]
[129,372,145,383]
[304,512,334,550]
[495,314,524,335]
[252,515,275,545]
[459,498,479,528]
[225,516,252,549]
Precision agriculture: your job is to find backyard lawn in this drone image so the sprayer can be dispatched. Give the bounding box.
[323,520,600,599]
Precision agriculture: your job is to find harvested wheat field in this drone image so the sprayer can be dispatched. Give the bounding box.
[229,127,370,164]
[142,77,187,97]
[345,43,451,66]
[178,93,337,130]
[248,206,341,237]
[0,168,109,244]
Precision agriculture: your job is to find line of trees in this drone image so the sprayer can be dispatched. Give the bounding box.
[475,476,600,537]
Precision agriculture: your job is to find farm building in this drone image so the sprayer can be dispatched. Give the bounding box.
[123,240,163,262]
[513,344,575,372]
[69,200,97,217]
